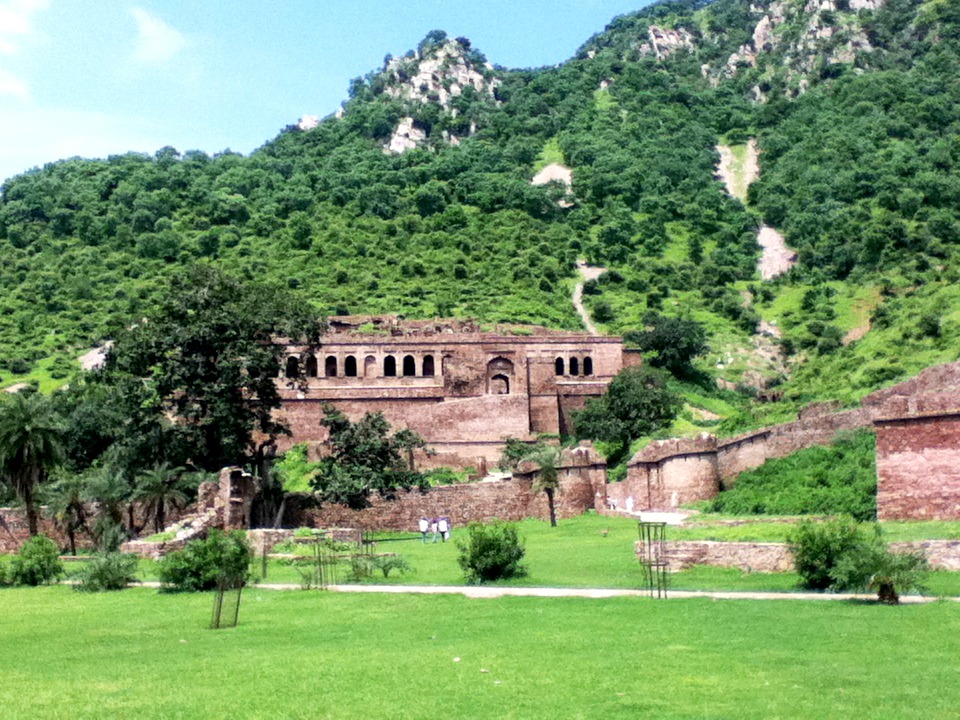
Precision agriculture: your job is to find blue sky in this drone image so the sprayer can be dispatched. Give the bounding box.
[0,0,651,184]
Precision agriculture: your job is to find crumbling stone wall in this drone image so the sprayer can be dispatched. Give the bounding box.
[290,454,603,531]
[619,435,720,510]
[642,539,960,573]
[277,316,628,470]
[875,394,960,520]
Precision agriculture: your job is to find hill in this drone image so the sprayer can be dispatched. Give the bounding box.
[1,0,958,435]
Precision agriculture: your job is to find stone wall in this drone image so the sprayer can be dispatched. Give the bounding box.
[875,398,960,520]
[289,449,605,532]
[618,435,720,510]
[641,539,960,573]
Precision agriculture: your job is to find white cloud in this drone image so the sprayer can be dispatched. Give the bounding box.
[130,7,186,63]
[0,0,49,55]
[0,105,167,184]
[0,69,29,99]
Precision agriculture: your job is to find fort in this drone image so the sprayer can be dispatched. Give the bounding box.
[275,315,641,470]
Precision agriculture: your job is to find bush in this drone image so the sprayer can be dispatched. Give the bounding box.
[456,521,526,584]
[158,530,251,592]
[830,531,928,604]
[73,552,139,592]
[707,431,877,521]
[10,535,63,586]
[789,518,864,591]
[346,554,411,581]
[790,520,929,603]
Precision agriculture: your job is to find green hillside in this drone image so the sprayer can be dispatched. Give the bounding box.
[1,0,959,431]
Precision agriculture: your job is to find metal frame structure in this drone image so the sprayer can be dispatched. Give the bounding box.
[637,521,669,599]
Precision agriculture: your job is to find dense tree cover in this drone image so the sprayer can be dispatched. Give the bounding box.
[309,405,427,509]
[0,0,957,435]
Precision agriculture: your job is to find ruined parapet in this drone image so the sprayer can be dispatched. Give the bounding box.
[625,434,720,510]
[874,392,960,520]
[217,466,260,531]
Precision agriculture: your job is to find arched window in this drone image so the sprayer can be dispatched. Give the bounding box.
[402,355,417,377]
[285,356,300,379]
[490,374,510,395]
[555,357,565,376]
[305,355,318,378]
[422,355,435,377]
[325,356,338,377]
[344,356,358,377]
[569,357,580,376]
[384,356,397,377]
[583,356,593,376]
[364,355,377,377]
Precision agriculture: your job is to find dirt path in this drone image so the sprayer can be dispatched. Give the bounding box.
[573,259,606,335]
[716,140,796,281]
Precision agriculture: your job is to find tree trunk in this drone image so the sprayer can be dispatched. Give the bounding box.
[546,487,557,527]
[155,501,166,534]
[67,526,76,556]
[23,481,39,536]
[877,582,899,605]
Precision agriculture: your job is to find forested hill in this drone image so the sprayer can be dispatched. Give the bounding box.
[1,0,959,428]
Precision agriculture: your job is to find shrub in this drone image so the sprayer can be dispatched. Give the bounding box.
[830,531,928,604]
[707,431,877,521]
[788,517,864,591]
[371,555,411,578]
[73,552,139,592]
[10,535,63,586]
[456,521,526,584]
[158,530,251,592]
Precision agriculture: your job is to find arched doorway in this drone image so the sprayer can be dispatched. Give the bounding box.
[285,356,300,379]
[486,357,514,394]
[402,355,417,377]
[325,356,338,377]
[305,355,318,378]
[583,356,593,376]
[555,357,565,376]
[344,356,358,377]
[384,356,397,377]
[422,355,435,377]
[569,357,580,376]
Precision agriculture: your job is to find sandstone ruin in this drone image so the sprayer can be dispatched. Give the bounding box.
[277,316,642,470]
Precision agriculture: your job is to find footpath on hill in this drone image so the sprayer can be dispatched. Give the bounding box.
[118,581,959,603]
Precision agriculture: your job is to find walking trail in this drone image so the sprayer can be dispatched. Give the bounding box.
[122,580,957,603]
[572,259,606,335]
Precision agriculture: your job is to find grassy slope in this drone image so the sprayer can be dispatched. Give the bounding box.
[2,586,960,718]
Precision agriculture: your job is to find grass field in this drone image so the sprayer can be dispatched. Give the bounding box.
[1,586,959,718]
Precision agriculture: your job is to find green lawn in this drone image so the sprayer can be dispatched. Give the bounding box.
[1,586,959,718]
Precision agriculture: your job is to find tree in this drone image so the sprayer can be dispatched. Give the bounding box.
[624,313,708,376]
[573,366,681,448]
[101,266,325,473]
[309,405,427,509]
[526,444,561,527]
[0,392,65,536]
[133,463,189,534]
[44,474,89,555]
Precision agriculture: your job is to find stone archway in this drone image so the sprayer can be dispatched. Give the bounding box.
[486,357,514,395]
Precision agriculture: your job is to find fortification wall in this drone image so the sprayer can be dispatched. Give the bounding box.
[876,406,960,520]
[290,465,601,531]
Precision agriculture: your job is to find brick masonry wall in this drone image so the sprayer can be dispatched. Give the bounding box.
[289,467,601,532]
[876,413,960,520]
[641,539,960,573]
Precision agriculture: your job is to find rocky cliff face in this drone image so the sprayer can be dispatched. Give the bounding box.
[379,38,501,153]
[705,0,887,97]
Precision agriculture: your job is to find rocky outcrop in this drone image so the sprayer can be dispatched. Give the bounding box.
[381,39,500,154]
[640,25,696,60]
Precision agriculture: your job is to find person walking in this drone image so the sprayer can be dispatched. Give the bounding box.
[438,516,449,543]
[418,516,429,543]
[430,517,440,543]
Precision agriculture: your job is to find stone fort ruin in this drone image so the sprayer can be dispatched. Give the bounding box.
[276,316,641,469]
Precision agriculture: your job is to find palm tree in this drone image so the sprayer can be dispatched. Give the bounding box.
[44,473,90,555]
[133,463,188,533]
[526,444,562,527]
[0,392,65,536]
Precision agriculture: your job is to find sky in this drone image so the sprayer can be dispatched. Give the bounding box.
[0,0,652,184]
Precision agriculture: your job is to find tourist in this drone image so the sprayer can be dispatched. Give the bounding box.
[438,516,449,542]
[418,516,429,543]
[430,517,440,543]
